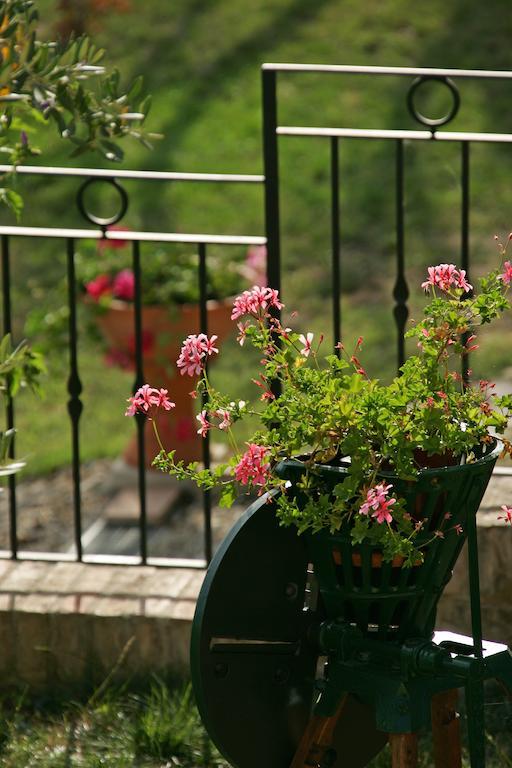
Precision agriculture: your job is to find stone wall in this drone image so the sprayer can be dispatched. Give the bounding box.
[0,560,203,692]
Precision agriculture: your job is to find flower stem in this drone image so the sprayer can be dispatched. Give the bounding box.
[151,418,166,455]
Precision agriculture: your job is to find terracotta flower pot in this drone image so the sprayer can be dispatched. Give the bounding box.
[96,299,234,467]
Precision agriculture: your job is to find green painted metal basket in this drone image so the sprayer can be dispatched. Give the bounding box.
[275,439,501,642]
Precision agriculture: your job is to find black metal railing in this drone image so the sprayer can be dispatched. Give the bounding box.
[2,63,512,568]
[0,165,265,567]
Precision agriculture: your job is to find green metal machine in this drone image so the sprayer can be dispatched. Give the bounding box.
[191,445,512,767]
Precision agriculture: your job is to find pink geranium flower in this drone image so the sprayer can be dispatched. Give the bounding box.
[196,410,211,437]
[125,385,175,416]
[153,388,175,410]
[203,335,219,356]
[299,332,314,358]
[498,261,512,285]
[421,264,472,294]
[455,269,472,292]
[231,286,283,320]
[128,384,156,413]
[498,505,512,524]
[234,444,270,487]
[112,269,135,301]
[236,321,249,346]
[86,274,112,301]
[359,482,396,525]
[265,288,283,310]
[176,334,219,376]
[215,409,232,430]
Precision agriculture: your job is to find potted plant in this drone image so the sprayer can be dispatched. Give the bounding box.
[84,233,266,466]
[126,245,512,638]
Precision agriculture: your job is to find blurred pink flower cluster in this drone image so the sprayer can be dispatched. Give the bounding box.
[86,268,135,302]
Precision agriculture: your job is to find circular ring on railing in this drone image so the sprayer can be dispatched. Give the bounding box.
[407,76,460,129]
[76,177,129,228]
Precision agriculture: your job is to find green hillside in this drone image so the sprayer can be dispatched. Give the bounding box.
[25,0,512,241]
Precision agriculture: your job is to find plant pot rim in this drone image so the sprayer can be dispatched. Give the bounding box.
[275,437,502,481]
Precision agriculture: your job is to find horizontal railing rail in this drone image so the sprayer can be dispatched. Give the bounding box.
[277,127,512,143]
[262,63,512,79]
[0,225,266,246]
[0,163,264,183]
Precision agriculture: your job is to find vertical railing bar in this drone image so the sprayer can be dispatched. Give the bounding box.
[330,137,341,350]
[393,139,409,372]
[461,141,471,385]
[66,238,83,561]
[466,507,484,659]
[1,234,17,558]
[132,239,147,564]
[198,242,212,564]
[262,68,282,397]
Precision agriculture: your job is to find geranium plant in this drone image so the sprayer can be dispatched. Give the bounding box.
[126,243,512,566]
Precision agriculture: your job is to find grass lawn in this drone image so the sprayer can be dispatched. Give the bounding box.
[12,345,134,477]
[0,678,510,767]
[0,679,228,768]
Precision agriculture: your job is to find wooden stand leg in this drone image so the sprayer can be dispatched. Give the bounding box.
[389,732,419,768]
[290,695,348,768]
[431,689,462,768]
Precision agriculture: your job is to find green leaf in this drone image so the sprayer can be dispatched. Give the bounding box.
[127,75,144,101]
[0,187,23,219]
[219,484,236,508]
